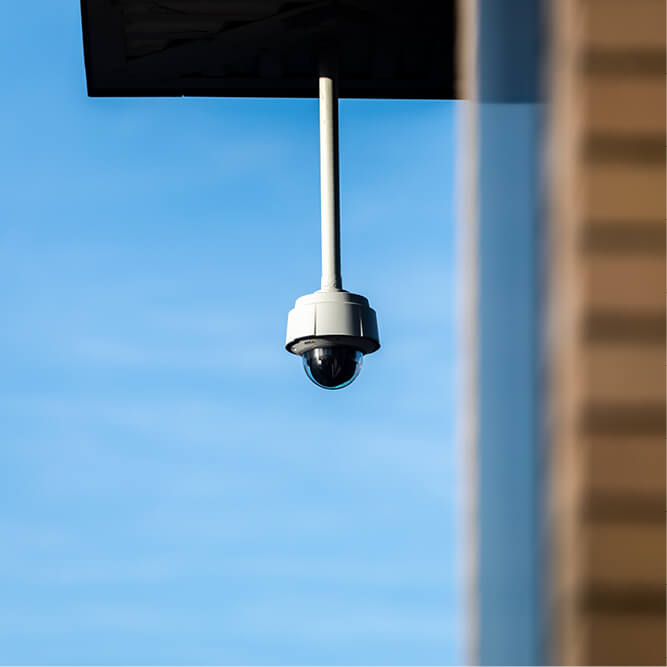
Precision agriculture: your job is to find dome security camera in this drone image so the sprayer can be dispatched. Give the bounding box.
[285,289,380,389]
[285,74,380,389]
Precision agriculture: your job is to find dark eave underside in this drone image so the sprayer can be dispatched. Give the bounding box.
[81,0,457,99]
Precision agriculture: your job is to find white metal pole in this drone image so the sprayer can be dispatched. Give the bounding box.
[319,75,342,290]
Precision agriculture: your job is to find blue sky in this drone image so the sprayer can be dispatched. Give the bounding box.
[0,2,460,664]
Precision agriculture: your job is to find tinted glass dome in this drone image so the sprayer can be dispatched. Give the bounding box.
[302,346,363,390]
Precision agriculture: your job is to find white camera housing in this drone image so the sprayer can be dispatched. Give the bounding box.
[285,289,380,355]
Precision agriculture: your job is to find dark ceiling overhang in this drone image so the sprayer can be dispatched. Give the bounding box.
[80,0,457,99]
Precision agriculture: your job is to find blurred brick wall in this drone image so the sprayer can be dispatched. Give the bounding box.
[548,0,666,664]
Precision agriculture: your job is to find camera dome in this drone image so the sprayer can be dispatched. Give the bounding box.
[302,346,363,390]
[285,289,379,389]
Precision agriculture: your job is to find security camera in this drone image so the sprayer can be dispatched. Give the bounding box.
[285,74,380,389]
[286,289,380,389]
